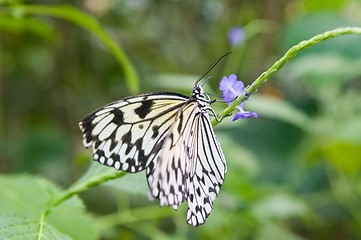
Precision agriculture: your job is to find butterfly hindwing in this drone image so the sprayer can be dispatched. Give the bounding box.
[147,100,227,226]
[147,101,198,207]
[79,93,188,173]
[186,112,226,226]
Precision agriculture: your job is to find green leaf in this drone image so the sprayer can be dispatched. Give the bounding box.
[0,175,52,216]
[332,116,361,143]
[216,132,260,178]
[0,0,22,4]
[74,161,116,184]
[150,73,198,93]
[9,4,139,94]
[281,53,361,86]
[251,192,309,221]
[71,161,126,190]
[247,95,311,130]
[0,16,56,40]
[323,142,361,175]
[77,161,148,196]
[0,214,72,240]
[105,171,149,196]
[0,174,98,240]
[303,0,348,11]
[255,222,306,240]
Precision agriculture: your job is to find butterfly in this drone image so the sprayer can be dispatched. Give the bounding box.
[79,55,228,226]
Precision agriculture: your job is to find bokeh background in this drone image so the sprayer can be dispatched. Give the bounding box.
[1,0,361,239]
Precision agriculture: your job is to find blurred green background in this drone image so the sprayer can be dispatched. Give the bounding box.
[1,0,361,239]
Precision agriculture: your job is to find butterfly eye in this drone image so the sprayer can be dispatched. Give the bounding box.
[194,86,203,94]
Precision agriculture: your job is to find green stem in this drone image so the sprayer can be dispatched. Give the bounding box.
[37,169,126,240]
[54,170,126,209]
[37,211,46,240]
[212,26,361,126]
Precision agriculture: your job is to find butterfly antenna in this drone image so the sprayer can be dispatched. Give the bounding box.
[206,93,223,98]
[195,52,232,86]
[201,76,219,87]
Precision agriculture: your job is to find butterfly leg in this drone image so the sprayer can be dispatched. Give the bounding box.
[207,107,232,122]
[210,99,237,105]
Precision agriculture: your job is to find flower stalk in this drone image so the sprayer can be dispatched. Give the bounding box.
[212,26,361,126]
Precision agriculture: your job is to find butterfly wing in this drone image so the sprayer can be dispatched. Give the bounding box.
[79,93,188,173]
[148,102,227,226]
[147,101,198,207]
[186,111,226,226]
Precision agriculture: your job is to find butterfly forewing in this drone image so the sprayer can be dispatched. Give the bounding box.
[79,93,188,173]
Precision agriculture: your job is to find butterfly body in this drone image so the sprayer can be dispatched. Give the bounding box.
[79,85,226,226]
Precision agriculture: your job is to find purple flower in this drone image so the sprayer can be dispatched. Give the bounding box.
[233,102,258,121]
[227,27,245,46]
[219,74,244,104]
[219,74,258,121]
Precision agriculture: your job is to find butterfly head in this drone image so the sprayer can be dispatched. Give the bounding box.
[192,85,210,107]
[192,85,203,94]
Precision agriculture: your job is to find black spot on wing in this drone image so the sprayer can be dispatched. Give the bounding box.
[203,197,210,204]
[135,137,142,148]
[151,125,159,139]
[79,113,96,143]
[196,187,201,197]
[195,205,202,213]
[208,187,217,194]
[95,149,105,161]
[177,113,183,134]
[126,158,136,170]
[189,194,194,202]
[125,145,132,155]
[110,153,120,163]
[170,185,175,194]
[105,128,119,152]
[138,149,146,165]
[147,161,155,181]
[80,113,94,130]
[111,109,124,125]
[94,140,101,149]
[122,131,132,144]
[121,131,132,155]
[109,139,118,152]
[169,132,174,147]
[84,132,93,145]
[134,100,153,119]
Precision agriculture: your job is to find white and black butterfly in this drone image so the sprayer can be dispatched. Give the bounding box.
[79,56,228,226]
